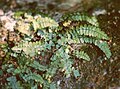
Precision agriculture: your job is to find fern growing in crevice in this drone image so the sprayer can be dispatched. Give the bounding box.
[10,11,111,88]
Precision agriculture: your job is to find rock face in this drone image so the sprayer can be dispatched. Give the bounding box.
[57,0,82,9]
[0,10,20,44]
[0,11,16,31]
[0,9,4,16]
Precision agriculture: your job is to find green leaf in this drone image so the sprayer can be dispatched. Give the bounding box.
[50,83,56,89]
[23,73,44,84]
[7,68,15,73]
[73,69,80,78]
[0,70,3,76]
[29,61,47,71]
[14,11,25,18]
[14,68,21,74]
[7,76,20,89]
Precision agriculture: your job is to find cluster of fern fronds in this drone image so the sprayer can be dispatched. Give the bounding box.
[1,11,111,89]
[13,12,111,58]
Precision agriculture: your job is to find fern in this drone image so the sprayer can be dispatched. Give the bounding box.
[12,12,111,66]
[23,73,44,84]
[16,20,32,35]
[7,76,21,89]
[10,11,112,89]
[75,24,109,40]
[56,12,111,59]
[61,24,109,41]
[12,41,43,56]
[95,41,111,59]
[79,36,111,58]
[60,12,99,26]
[32,14,58,30]
[29,61,47,71]
[24,13,59,29]
[73,50,90,61]
[15,13,58,35]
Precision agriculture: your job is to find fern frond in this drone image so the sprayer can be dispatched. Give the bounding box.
[58,13,109,40]
[73,50,90,61]
[29,61,47,71]
[79,36,111,58]
[12,41,43,56]
[77,25,109,40]
[15,20,32,35]
[95,41,112,59]
[7,76,21,89]
[61,12,99,26]
[32,15,59,30]
[15,13,58,35]
[65,24,109,40]
[23,73,44,84]
[59,15,111,59]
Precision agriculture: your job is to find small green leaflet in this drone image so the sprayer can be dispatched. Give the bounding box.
[73,69,80,78]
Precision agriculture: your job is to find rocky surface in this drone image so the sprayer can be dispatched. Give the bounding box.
[0,0,120,89]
